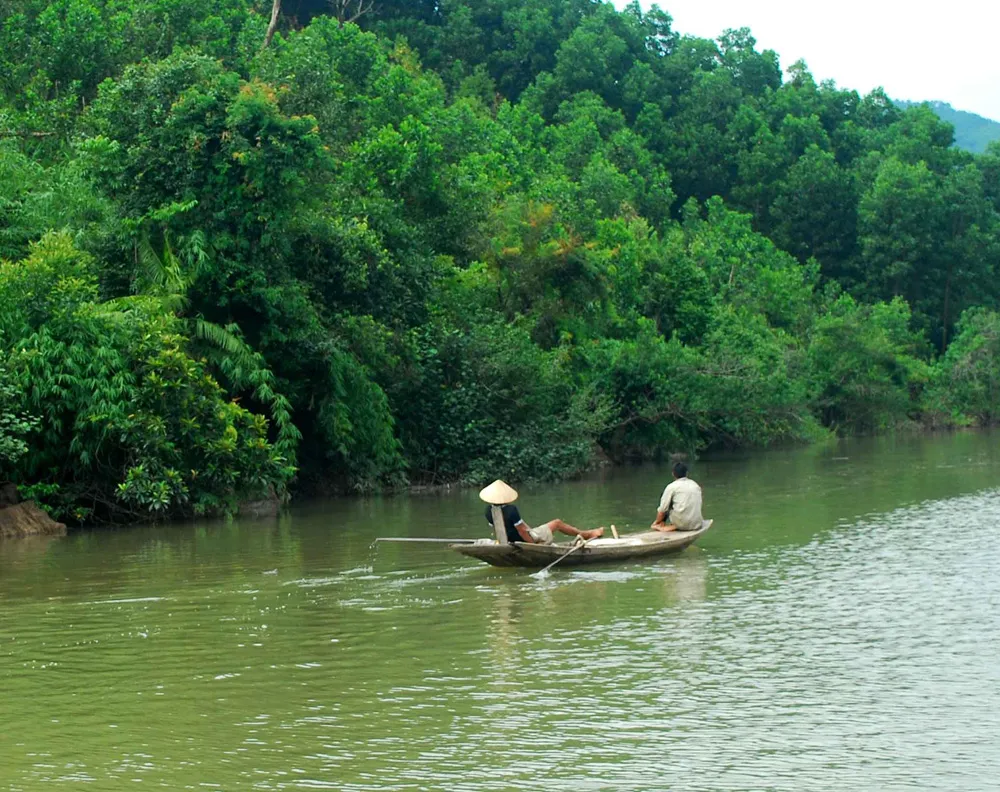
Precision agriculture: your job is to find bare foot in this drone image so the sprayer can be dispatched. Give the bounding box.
[581,527,604,540]
[652,523,677,533]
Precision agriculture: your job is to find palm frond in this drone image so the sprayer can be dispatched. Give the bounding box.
[136,232,186,296]
[160,234,186,294]
[180,230,212,280]
[192,319,300,455]
[136,235,168,293]
[194,320,260,370]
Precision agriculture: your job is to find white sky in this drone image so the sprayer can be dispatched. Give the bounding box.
[615,0,1000,121]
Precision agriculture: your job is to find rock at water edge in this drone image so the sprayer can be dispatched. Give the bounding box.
[0,501,68,539]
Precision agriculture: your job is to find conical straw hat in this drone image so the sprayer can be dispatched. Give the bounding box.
[479,479,518,504]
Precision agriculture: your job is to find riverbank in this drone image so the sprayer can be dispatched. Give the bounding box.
[23,425,997,531]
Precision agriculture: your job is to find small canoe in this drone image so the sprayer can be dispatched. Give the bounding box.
[451,519,712,568]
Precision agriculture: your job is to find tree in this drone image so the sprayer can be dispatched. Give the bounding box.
[0,139,112,261]
[976,140,1000,213]
[1,233,295,520]
[330,0,375,25]
[857,157,941,310]
[858,155,999,348]
[807,296,927,433]
[770,145,858,279]
[717,27,781,97]
[660,69,742,205]
[0,359,37,473]
[263,0,282,48]
[927,308,1000,426]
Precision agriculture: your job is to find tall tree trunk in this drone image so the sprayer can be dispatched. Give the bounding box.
[941,268,951,353]
[262,0,281,49]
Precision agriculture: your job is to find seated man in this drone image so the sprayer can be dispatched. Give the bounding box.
[651,461,704,532]
[485,503,604,545]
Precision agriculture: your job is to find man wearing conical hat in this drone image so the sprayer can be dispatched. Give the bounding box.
[480,480,604,545]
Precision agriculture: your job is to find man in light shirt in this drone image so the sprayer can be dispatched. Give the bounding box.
[651,462,704,532]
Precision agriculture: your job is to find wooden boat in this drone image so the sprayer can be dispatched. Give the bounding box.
[451,519,712,568]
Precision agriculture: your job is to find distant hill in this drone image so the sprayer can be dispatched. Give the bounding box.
[895,100,1000,154]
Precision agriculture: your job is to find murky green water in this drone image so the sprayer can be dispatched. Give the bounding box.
[3,432,1000,790]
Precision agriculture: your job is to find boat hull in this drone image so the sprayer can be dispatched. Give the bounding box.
[451,520,712,568]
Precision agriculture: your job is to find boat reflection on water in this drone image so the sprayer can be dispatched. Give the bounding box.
[660,554,709,604]
[481,551,711,655]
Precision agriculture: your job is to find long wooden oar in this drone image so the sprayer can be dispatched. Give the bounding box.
[374,537,479,544]
[533,537,589,577]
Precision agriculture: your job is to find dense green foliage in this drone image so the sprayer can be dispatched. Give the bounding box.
[0,360,36,468]
[896,100,1000,155]
[2,0,1000,522]
[0,233,296,520]
[926,307,1000,426]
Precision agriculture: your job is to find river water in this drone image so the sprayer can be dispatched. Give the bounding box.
[2,432,1000,790]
